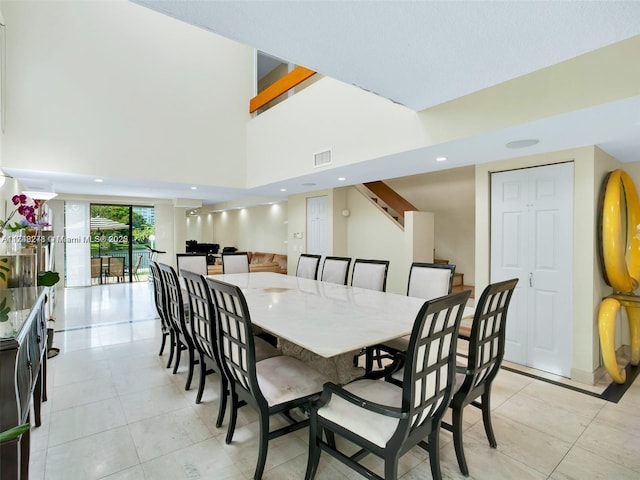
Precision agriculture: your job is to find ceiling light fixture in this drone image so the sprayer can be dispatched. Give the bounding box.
[506,138,539,149]
[301,182,316,186]
[280,188,287,192]
[191,186,197,190]
[94,179,103,183]
[436,156,447,162]
[337,177,346,181]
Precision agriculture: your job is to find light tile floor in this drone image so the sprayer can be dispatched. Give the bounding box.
[29,282,640,479]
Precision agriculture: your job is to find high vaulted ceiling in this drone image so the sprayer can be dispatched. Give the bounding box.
[7,1,640,205]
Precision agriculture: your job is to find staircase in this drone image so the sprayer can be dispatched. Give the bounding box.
[358,181,475,298]
[435,258,474,298]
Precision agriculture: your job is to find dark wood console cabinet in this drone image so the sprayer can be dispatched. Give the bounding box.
[0,288,48,480]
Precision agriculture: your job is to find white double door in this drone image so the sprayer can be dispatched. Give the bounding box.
[490,162,573,377]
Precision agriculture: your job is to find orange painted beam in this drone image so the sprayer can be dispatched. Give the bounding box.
[249,66,316,113]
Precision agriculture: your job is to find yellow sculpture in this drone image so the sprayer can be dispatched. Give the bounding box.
[598,169,640,383]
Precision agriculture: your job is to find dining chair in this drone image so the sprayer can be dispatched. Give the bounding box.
[305,290,471,480]
[107,256,125,283]
[181,270,280,417]
[441,278,518,476]
[296,253,321,280]
[320,256,351,285]
[351,259,390,366]
[207,277,329,480]
[351,258,390,292]
[149,261,172,366]
[221,252,250,274]
[366,262,456,372]
[176,253,208,276]
[158,262,198,390]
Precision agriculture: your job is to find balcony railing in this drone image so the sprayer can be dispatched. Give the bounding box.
[250,66,316,114]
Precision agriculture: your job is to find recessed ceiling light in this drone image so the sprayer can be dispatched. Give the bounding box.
[280,188,287,192]
[191,186,197,190]
[338,177,346,181]
[506,139,539,149]
[94,179,103,183]
[436,156,447,162]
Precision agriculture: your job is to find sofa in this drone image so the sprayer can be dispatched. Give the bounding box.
[207,251,287,275]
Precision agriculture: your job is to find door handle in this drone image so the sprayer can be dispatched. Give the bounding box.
[529,272,533,287]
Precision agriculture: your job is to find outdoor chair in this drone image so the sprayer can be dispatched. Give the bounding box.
[305,290,470,480]
[320,256,351,285]
[126,254,142,281]
[90,257,102,284]
[107,257,125,283]
[296,253,322,280]
[207,277,329,480]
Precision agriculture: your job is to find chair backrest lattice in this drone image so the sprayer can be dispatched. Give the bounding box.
[464,278,519,392]
[407,262,455,300]
[296,254,321,280]
[149,261,169,329]
[351,259,390,292]
[206,278,263,402]
[158,262,190,343]
[397,290,470,442]
[182,270,219,364]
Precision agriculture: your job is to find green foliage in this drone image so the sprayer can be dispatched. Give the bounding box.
[0,423,30,443]
[38,271,60,287]
[0,257,9,282]
[0,296,10,322]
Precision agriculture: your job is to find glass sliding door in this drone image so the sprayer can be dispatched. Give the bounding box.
[89,204,155,283]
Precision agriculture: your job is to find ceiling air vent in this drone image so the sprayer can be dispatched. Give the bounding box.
[313,149,332,168]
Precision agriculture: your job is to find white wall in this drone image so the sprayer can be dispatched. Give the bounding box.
[212,203,288,254]
[386,166,475,285]
[185,213,214,244]
[1,0,252,188]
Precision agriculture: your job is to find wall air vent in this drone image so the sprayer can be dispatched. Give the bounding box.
[313,149,332,168]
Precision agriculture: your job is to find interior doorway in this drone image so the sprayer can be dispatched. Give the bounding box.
[89,204,155,284]
[490,162,574,377]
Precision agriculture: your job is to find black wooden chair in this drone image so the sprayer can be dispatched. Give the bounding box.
[181,271,280,424]
[320,256,351,285]
[206,277,329,480]
[296,253,322,280]
[366,262,456,372]
[158,262,197,390]
[149,261,172,366]
[441,278,518,476]
[305,290,470,480]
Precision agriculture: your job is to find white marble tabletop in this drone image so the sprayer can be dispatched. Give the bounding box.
[207,272,475,358]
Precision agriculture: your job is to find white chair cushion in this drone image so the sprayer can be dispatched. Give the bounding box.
[223,254,250,274]
[408,267,451,300]
[352,263,386,292]
[297,257,319,279]
[317,379,402,448]
[321,259,349,284]
[255,337,280,362]
[256,355,328,407]
[177,255,208,276]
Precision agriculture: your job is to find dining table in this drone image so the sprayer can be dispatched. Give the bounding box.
[206,272,475,383]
